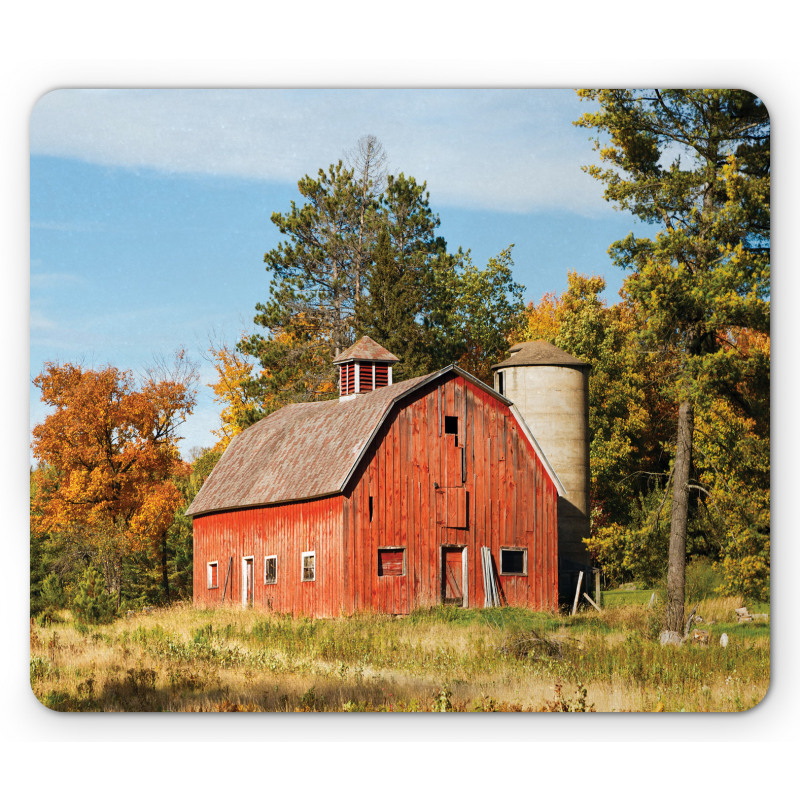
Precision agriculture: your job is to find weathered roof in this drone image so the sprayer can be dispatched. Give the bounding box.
[186,365,565,517]
[491,340,588,370]
[186,375,427,516]
[332,335,400,364]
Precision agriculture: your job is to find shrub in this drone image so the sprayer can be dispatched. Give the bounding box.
[72,567,116,625]
[30,656,50,684]
[684,557,722,601]
[40,574,66,611]
[432,686,453,712]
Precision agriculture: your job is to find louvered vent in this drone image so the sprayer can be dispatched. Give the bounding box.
[359,363,374,392]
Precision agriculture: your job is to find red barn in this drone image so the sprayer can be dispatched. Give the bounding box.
[187,337,564,616]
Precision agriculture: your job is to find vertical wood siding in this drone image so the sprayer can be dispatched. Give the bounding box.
[341,374,558,614]
[192,495,344,617]
[193,373,558,617]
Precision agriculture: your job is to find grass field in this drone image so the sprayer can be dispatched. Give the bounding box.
[30,596,769,712]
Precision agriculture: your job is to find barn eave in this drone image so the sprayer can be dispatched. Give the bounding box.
[184,490,342,519]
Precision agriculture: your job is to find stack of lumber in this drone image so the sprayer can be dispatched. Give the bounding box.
[481,547,501,608]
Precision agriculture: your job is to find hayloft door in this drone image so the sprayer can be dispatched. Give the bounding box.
[242,556,254,607]
[442,546,468,608]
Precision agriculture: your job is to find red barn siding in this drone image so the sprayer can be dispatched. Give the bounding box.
[192,371,558,617]
[341,374,558,615]
[192,495,344,617]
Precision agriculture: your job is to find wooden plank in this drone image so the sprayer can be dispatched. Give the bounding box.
[411,406,420,613]
[472,390,485,606]
[583,592,601,612]
[421,389,433,607]
[572,571,584,615]
[393,409,402,612]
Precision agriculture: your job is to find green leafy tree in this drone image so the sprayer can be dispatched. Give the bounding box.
[692,329,770,599]
[523,272,672,580]
[450,246,526,382]
[576,90,770,632]
[240,140,524,419]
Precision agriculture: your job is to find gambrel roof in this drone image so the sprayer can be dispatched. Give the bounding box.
[186,365,564,517]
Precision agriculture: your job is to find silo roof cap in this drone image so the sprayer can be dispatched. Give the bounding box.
[491,340,588,370]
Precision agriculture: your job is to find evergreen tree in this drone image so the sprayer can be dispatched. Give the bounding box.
[576,90,770,632]
[72,566,117,625]
[357,227,431,378]
[240,139,524,421]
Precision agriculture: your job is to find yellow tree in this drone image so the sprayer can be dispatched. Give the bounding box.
[520,288,562,344]
[693,329,770,599]
[207,341,260,450]
[235,313,336,427]
[31,359,196,604]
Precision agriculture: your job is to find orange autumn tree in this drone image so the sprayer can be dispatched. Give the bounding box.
[31,360,196,605]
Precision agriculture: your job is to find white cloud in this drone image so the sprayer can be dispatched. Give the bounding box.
[30,311,56,330]
[30,88,608,216]
[30,272,86,290]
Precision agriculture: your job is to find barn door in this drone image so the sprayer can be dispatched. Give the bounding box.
[241,556,254,607]
[441,546,468,608]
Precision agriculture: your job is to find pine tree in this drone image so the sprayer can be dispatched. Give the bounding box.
[576,90,770,633]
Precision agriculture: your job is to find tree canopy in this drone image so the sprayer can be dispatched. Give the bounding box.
[31,358,197,604]
[576,90,770,626]
[235,139,525,424]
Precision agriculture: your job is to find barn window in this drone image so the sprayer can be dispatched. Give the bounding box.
[207,561,218,589]
[497,371,505,396]
[264,555,277,585]
[444,415,459,447]
[378,548,405,577]
[369,496,374,522]
[499,548,527,576]
[301,551,316,582]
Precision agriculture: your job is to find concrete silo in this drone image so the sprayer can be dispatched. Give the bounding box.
[491,341,591,598]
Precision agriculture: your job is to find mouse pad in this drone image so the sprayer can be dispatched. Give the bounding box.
[29,88,770,712]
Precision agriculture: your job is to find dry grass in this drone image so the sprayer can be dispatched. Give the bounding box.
[29,601,769,712]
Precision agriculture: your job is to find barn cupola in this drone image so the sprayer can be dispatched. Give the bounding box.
[333,336,400,402]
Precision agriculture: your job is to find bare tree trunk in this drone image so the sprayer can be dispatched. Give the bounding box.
[665,398,694,633]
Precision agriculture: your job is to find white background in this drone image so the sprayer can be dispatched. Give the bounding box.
[4,2,796,795]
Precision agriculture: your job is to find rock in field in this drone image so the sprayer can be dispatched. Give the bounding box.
[660,630,684,646]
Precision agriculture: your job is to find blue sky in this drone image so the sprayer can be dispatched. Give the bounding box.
[30,88,651,459]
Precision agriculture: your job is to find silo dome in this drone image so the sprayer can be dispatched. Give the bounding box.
[491,341,591,589]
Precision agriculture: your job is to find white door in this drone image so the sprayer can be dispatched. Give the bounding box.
[241,556,254,607]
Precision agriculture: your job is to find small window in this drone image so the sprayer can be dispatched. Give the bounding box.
[378,548,406,577]
[444,415,459,447]
[264,555,277,585]
[497,371,505,396]
[500,548,527,576]
[369,496,374,522]
[301,551,316,582]
[207,561,219,589]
